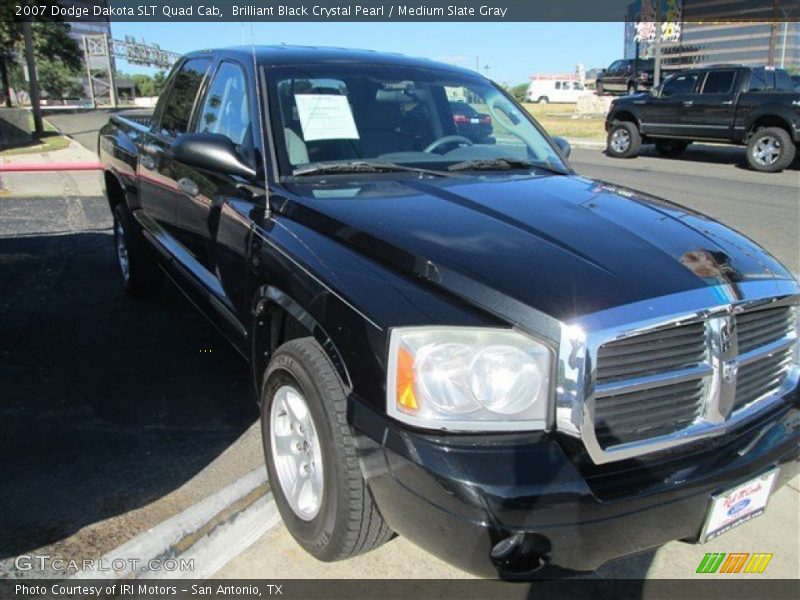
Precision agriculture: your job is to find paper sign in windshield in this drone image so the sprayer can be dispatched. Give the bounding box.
[295,94,360,141]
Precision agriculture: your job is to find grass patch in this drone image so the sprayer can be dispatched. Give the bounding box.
[522,103,606,140]
[1,117,70,156]
[0,132,71,156]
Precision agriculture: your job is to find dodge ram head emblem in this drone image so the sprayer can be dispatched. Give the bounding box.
[723,361,739,384]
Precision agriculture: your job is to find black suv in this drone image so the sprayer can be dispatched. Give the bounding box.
[99,47,799,579]
[606,65,800,172]
[596,58,655,95]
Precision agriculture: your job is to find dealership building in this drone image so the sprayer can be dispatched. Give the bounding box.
[623,1,799,69]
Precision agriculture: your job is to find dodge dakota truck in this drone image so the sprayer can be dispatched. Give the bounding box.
[99,46,799,578]
[605,65,800,172]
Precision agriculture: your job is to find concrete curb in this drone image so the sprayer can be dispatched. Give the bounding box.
[71,468,279,580]
[566,138,605,150]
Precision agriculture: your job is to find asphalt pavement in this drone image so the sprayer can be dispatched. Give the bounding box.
[3,110,797,581]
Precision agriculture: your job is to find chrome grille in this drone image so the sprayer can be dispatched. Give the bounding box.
[595,379,705,447]
[596,322,707,383]
[737,306,793,354]
[589,302,797,455]
[734,346,794,412]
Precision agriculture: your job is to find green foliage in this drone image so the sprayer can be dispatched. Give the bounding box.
[127,71,168,97]
[508,83,529,103]
[1,15,82,100]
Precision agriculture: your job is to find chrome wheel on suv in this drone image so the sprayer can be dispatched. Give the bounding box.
[270,384,324,521]
[610,129,630,153]
[746,126,796,173]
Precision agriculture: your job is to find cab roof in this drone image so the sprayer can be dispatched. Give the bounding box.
[183,45,479,77]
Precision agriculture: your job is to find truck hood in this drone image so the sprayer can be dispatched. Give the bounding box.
[282,173,793,323]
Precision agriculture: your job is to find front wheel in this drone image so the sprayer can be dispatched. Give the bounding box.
[537,96,549,104]
[654,140,690,157]
[261,338,393,561]
[112,204,162,297]
[606,120,641,158]
[746,127,796,173]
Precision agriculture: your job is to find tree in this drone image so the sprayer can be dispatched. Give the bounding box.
[152,70,168,95]
[0,6,81,104]
[508,83,529,103]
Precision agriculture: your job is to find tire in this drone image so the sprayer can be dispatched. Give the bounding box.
[261,338,393,561]
[746,127,796,173]
[606,120,641,158]
[537,96,549,104]
[112,204,162,297]
[654,140,690,157]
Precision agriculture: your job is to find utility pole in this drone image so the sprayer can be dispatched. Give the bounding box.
[767,0,779,67]
[653,2,662,87]
[0,52,12,107]
[22,21,43,135]
[483,64,490,78]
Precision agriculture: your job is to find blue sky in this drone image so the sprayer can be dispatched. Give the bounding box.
[112,22,624,85]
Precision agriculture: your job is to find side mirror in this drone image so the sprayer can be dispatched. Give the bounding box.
[553,136,571,158]
[172,133,257,179]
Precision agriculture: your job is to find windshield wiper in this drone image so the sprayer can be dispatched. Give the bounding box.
[447,158,568,175]
[293,160,455,178]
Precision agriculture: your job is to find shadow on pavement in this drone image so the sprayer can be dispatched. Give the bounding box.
[0,231,258,558]
[634,144,800,172]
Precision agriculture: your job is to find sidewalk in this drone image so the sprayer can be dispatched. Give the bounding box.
[0,137,103,199]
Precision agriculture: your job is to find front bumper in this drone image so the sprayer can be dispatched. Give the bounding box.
[351,390,799,579]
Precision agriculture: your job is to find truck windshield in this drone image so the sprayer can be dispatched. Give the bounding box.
[266,64,567,176]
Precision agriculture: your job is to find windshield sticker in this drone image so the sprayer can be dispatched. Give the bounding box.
[295,94,360,141]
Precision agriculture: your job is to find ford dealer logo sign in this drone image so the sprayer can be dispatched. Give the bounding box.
[727,498,751,517]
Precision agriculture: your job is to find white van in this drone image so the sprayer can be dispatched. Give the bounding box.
[526,78,590,103]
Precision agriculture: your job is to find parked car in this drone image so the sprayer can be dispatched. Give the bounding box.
[606,65,800,172]
[792,74,800,92]
[448,100,493,142]
[596,58,656,95]
[99,46,799,579]
[526,77,590,103]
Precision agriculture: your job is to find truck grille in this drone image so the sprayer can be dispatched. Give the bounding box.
[737,306,793,354]
[592,304,796,451]
[734,346,794,412]
[595,379,705,446]
[596,322,707,384]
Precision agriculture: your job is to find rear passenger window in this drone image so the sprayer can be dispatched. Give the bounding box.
[196,62,251,147]
[702,71,735,94]
[775,70,792,91]
[158,58,211,137]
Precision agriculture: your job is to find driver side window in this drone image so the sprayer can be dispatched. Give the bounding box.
[661,73,700,98]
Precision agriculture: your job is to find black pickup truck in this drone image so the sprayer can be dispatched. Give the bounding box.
[596,58,657,96]
[606,65,800,172]
[99,46,799,579]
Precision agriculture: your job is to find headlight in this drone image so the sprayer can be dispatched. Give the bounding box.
[387,327,552,431]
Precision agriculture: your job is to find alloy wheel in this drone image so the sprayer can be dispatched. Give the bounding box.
[611,128,631,153]
[115,220,130,282]
[270,384,324,521]
[752,135,781,167]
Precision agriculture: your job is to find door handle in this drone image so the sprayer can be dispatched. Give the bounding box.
[721,100,733,105]
[682,100,693,106]
[177,177,199,197]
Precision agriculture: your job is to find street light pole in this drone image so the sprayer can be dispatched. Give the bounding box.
[22,21,43,135]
